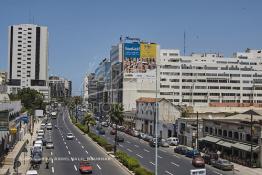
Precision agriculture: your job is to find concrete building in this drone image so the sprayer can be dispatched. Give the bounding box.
[49,76,72,99]
[159,49,262,108]
[0,71,7,85]
[135,97,181,138]
[110,37,159,111]
[83,74,89,105]
[201,110,262,168]
[7,24,49,100]
[87,73,97,111]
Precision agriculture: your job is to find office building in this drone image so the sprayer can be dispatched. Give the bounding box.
[49,76,72,99]
[7,24,49,99]
[159,49,262,107]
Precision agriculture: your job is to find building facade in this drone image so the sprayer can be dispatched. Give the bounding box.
[49,76,71,99]
[201,111,262,168]
[159,49,262,107]
[135,97,181,138]
[7,24,49,99]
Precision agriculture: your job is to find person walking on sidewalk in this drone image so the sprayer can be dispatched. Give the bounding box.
[45,157,50,169]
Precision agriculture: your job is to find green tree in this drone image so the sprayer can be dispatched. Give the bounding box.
[109,103,124,153]
[82,113,96,133]
[9,88,45,114]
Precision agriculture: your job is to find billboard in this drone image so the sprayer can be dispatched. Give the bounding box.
[0,110,9,131]
[123,42,157,74]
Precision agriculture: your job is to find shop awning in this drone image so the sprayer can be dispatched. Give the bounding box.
[216,140,233,148]
[199,136,220,143]
[232,142,260,152]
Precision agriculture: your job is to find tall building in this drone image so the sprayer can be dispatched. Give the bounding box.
[0,71,7,85]
[159,49,262,107]
[110,37,159,111]
[49,76,72,99]
[7,24,49,99]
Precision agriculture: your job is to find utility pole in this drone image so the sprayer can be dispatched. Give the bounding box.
[196,111,199,150]
[250,113,253,167]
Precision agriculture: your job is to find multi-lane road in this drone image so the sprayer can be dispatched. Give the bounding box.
[92,124,235,175]
[36,107,130,175]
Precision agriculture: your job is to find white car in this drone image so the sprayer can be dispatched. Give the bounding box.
[36,136,43,141]
[167,137,179,146]
[35,140,43,146]
[46,123,52,130]
[37,130,44,136]
[33,143,43,152]
[46,141,54,149]
[66,133,74,140]
[26,170,38,175]
[40,123,46,129]
[133,130,140,137]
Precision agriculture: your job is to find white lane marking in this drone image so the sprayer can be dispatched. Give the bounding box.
[119,144,123,147]
[171,162,179,167]
[173,154,180,158]
[51,152,53,156]
[160,149,167,153]
[51,158,54,164]
[78,141,81,144]
[150,162,155,165]
[74,165,77,171]
[165,170,174,175]
[96,164,101,170]
[62,138,64,141]
[68,151,71,155]
[144,149,149,152]
[213,171,223,175]
[158,155,163,158]
[136,154,143,159]
[134,145,139,148]
[76,138,78,141]
[71,157,74,161]
[64,142,66,145]
[127,141,130,144]
[127,148,133,152]
[52,167,54,173]
[81,146,84,149]
[85,150,88,154]
[66,146,68,149]
[90,156,94,160]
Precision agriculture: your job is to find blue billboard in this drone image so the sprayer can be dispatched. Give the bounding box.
[124,43,140,59]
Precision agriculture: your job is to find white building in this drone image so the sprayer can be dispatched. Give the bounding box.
[159,49,262,108]
[135,97,181,138]
[7,24,49,100]
[83,74,89,105]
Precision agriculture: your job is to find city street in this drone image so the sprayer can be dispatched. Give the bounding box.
[91,126,235,175]
[45,107,130,175]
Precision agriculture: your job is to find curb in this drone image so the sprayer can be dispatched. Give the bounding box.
[69,117,134,175]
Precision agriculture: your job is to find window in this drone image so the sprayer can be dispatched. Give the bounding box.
[234,132,239,139]
[233,87,240,90]
[28,45,31,47]
[162,53,167,56]
[28,28,32,30]
[205,127,208,132]
[209,128,213,134]
[228,131,232,138]
[223,130,227,137]
[169,79,179,82]
[209,86,219,89]
[218,129,222,136]
[210,93,220,96]
[215,128,217,135]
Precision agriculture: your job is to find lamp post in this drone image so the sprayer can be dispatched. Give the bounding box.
[196,111,199,150]
[250,113,253,167]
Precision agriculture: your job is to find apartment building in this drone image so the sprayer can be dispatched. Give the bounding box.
[49,76,72,99]
[7,24,49,99]
[159,49,262,107]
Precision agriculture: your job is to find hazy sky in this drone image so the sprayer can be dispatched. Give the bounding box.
[0,0,261,95]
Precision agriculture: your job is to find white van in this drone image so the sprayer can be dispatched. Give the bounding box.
[26,170,38,175]
[167,137,179,146]
[33,143,43,152]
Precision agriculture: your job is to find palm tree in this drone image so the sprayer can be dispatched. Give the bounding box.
[109,103,124,153]
[83,113,96,133]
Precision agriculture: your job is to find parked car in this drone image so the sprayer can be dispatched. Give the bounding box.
[40,123,45,129]
[79,160,93,174]
[212,159,234,171]
[46,141,54,149]
[37,130,44,137]
[144,135,153,142]
[149,138,161,147]
[66,133,74,140]
[98,129,106,135]
[36,136,43,141]
[34,140,43,146]
[202,153,218,165]
[186,149,201,158]
[46,123,52,130]
[116,136,124,142]
[101,122,109,127]
[124,128,132,135]
[167,137,179,146]
[31,153,42,164]
[118,126,125,132]
[160,139,170,147]
[139,133,147,139]
[110,129,116,135]
[133,130,140,137]
[192,156,205,167]
[174,146,188,155]
[26,170,38,175]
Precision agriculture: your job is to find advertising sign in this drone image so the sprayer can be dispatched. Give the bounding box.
[140,43,157,58]
[0,110,9,131]
[123,42,157,74]
[124,43,140,58]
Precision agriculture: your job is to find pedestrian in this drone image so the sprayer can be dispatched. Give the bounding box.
[5,143,10,154]
[45,157,50,169]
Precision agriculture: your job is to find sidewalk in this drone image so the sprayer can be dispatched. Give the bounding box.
[0,120,42,175]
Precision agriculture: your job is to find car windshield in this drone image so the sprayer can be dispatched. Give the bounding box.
[80,161,90,166]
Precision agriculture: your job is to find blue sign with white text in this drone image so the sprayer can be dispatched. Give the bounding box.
[124,43,140,59]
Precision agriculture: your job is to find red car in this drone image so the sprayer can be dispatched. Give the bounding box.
[110,129,116,135]
[192,156,205,168]
[79,161,93,174]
